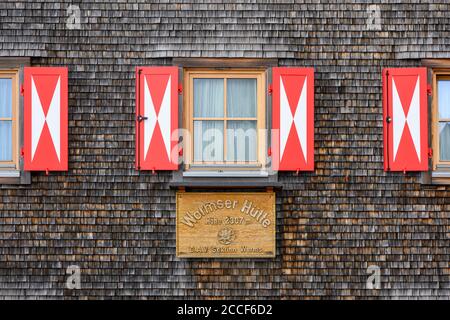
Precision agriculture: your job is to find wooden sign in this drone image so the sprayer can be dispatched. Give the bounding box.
[176,192,276,258]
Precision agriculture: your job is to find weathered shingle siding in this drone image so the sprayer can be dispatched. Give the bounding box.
[0,0,449,299]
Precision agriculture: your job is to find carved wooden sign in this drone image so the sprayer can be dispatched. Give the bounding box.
[176,192,276,258]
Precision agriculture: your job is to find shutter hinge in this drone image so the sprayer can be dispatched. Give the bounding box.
[428,148,433,158]
[267,147,272,157]
[427,84,432,96]
[268,84,273,95]
[20,84,24,96]
[178,84,183,94]
[179,148,183,156]
[137,115,148,122]
[20,147,24,157]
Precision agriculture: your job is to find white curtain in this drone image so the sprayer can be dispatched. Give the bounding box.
[0,121,12,161]
[193,78,223,117]
[440,123,450,161]
[0,79,12,118]
[438,80,450,161]
[0,79,12,161]
[438,80,450,118]
[227,120,257,162]
[227,79,256,117]
[193,78,257,163]
[226,79,257,162]
[193,79,224,162]
[194,121,224,162]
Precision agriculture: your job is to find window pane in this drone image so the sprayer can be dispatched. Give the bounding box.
[227,78,256,118]
[0,78,12,118]
[438,80,450,119]
[0,120,12,161]
[439,122,450,161]
[194,120,224,162]
[226,120,257,162]
[194,79,224,118]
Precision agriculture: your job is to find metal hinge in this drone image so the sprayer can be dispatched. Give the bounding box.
[268,84,273,95]
[178,84,183,94]
[427,84,432,96]
[20,84,24,96]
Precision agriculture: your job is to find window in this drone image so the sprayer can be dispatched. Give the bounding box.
[0,58,30,184]
[435,75,450,164]
[432,71,450,173]
[184,70,266,170]
[0,70,19,170]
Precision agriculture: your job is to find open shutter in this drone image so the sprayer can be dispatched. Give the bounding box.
[382,68,428,171]
[24,67,68,171]
[136,67,178,171]
[272,67,314,171]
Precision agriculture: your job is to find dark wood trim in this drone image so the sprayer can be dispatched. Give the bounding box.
[0,57,30,68]
[421,59,450,68]
[0,172,32,185]
[172,58,278,69]
[169,180,283,189]
[0,176,22,185]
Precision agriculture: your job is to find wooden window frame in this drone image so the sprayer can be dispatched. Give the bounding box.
[432,69,450,169]
[183,69,266,171]
[0,57,30,185]
[0,69,19,170]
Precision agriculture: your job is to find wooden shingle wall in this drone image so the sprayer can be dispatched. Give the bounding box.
[0,0,449,299]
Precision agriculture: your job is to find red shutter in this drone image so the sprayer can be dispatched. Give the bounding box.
[24,67,68,171]
[136,67,178,170]
[272,67,314,171]
[383,68,428,171]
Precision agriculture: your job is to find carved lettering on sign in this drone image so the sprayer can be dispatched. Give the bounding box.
[176,192,276,258]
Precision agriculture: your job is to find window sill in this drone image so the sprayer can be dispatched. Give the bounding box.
[432,171,450,179]
[171,168,280,189]
[169,179,282,189]
[0,170,20,178]
[421,167,450,185]
[0,169,30,185]
[183,170,269,178]
[430,170,450,185]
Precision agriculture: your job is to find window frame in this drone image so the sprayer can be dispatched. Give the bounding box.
[432,69,450,169]
[183,69,266,171]
[0,69,19,170]
[0,57,30,185]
